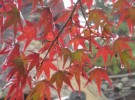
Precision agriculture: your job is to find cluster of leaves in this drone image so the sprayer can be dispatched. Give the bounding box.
[0,0,135,100]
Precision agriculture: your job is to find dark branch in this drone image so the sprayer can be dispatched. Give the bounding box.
[35,0,80,77]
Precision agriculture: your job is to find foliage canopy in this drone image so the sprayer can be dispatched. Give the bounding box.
[0,0,135,100]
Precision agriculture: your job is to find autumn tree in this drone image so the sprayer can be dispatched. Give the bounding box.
[0,0,135,100]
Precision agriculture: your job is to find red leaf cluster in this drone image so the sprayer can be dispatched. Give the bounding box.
[0,0,135,100]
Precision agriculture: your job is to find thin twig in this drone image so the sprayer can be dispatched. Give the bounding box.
[35,0,80,77]
[79,0,92,51]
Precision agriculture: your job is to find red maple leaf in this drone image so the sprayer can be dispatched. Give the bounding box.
[85,68,112,95]
[58,48,72,68]
[34,7,54,35]
[113,36,132,52]
[112,0,130,13]
[2,43,20,70]
[116,7,135,33]
[55,10,71,24]
[4,82,25,100]
[39,42,61,60]
[0,4,23,35]
[26,79,55,100]
[69,64,88,92]
[17,21,37,51]
[3,55,32,100]
[26,52,40,72]
[88,9,111,29]
[70,49,91,66]
[37,58,58,79]
[68,35,86,50]
[50,70,74,99]
[94,45,114,66]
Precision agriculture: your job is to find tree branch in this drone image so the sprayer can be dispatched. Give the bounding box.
[36,0,80,76]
